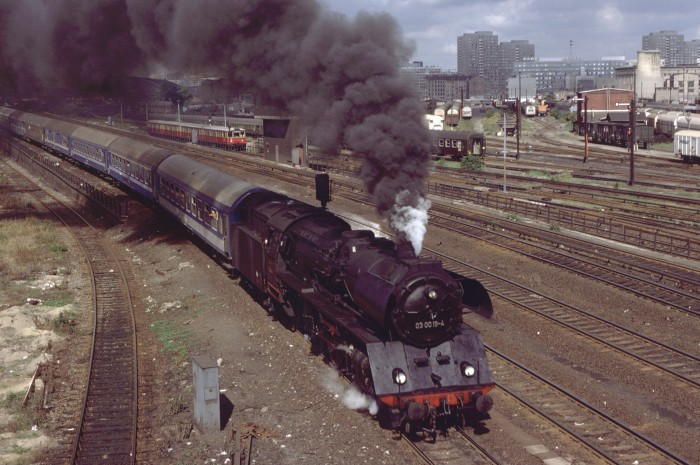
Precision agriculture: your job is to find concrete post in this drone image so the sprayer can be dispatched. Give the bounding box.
[192,355,221,433]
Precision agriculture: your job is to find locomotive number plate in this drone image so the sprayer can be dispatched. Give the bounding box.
[415,320,445,329]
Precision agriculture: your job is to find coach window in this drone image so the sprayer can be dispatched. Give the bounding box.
[438,139,444,147]
[209,208,219,230]
[218,214,225,235]
[196,199,203,220]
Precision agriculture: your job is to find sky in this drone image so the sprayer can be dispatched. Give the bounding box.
[321,0,700,69]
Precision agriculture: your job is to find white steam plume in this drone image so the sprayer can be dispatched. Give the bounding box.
[321,369,378,416]
[390,190,431,256]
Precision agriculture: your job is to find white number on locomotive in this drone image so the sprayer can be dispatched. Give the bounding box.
[415,320,445,329]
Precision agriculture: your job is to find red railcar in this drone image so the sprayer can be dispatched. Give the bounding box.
[147,120,246,151]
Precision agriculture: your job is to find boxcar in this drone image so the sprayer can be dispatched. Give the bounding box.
[674,129,700,163]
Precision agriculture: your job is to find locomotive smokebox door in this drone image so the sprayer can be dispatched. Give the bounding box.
[315,173,331,208]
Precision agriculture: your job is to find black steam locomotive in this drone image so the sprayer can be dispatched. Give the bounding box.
[1,106,496,436]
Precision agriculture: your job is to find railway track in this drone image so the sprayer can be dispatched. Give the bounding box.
[426,208,700,315]
[402,428,503,465]
[3,141,139,464]
[68,211,138,465]
[488,348,691,465]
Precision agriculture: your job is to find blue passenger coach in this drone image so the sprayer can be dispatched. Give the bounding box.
[156,154,268,258]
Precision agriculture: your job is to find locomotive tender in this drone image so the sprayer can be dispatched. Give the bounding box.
[0,106,495,435]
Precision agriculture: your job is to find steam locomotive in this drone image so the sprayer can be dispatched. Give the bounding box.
[0,106,495,436]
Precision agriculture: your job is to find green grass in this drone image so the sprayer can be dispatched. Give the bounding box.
[150,320,192,366]
[42,293,72,307]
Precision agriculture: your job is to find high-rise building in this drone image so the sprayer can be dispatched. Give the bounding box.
[457,31,533,97]
[685,40,700,65]
[400,61,445,100]
[642,31,687,66]
[457,31,499,79]
[515,57,632,94]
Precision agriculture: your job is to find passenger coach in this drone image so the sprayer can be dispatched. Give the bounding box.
[155,154,268,258]
[430,130,485,161]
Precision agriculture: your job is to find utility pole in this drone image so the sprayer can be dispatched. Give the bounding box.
[516,73,521,159]
[583,95,588,163]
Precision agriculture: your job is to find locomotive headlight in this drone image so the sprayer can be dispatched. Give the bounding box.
[427,289,438,300]
[392,368,407,385]
[460,362,476,378]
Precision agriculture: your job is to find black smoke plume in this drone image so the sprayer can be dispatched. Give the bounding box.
[0,0,433,253]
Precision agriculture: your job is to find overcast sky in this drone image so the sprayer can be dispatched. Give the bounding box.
[321,0,700,69]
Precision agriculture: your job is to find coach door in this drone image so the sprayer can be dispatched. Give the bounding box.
[191,129,198,144]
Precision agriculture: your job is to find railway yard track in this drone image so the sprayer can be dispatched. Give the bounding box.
[2,140,142,464]
[402,428,504,465]
[3,114,699,464]
[488,348,688,465]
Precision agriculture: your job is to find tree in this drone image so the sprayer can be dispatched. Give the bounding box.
[160,80,192,106]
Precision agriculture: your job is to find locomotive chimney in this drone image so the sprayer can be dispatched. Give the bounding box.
[395,239,417,260]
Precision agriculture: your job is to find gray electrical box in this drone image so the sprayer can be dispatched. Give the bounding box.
[192,355,220,433]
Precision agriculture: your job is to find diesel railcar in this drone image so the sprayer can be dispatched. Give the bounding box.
[147,119,247,151]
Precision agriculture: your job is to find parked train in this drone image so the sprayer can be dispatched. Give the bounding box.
[147,112,264,137]
[146,119,247,151]
[0,106,495,436]
[445,107,460,127]
[674,129,700,162]
[574,112,654,149]
[424,114,444,131]
[645,109,700,138]
[521,104,536,117]
[430,130,486,161]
